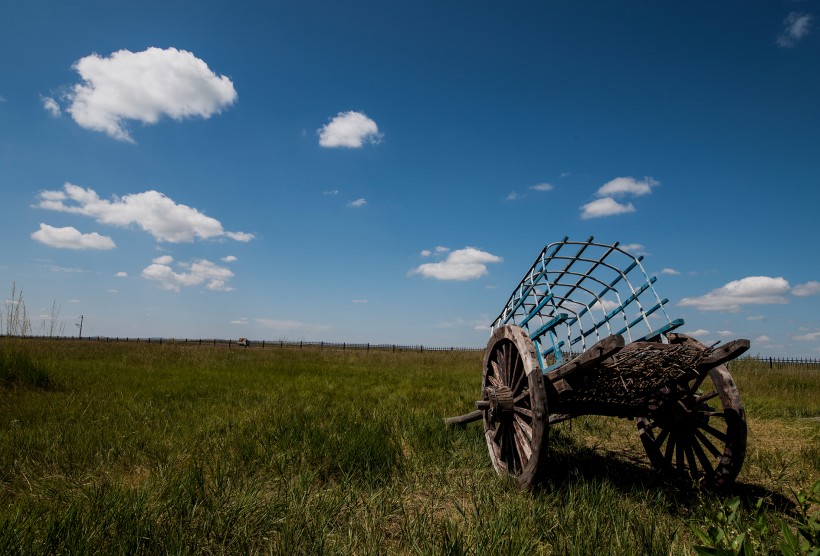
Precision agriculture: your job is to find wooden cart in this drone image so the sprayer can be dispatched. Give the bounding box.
[447,238,749,489]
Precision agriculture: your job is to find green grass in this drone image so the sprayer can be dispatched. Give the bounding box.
[0,339,818,554]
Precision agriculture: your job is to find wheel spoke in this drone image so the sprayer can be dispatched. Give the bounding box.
[683,435,699,477]
[676,438,686,471]
[691,435,716,477]
[693,428,722,458]
[514,414,533,440]
[656,427,670,447]
[502,344,511,385]
[695,390,720,404]
[510,353,522,389]
[699,423,729,444]
[664,433,676,466]
[513,422,532,464]
[687,371,710,395]
[488,363,502,386]
[514,405,533,420]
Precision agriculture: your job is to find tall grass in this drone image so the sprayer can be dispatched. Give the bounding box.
[0,340,817,554]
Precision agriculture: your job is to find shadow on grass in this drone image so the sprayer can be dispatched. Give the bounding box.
[532,428,797,515]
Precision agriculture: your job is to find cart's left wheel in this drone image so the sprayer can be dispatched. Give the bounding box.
[481,325,549,489]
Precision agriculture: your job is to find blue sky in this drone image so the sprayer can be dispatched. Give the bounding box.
[1,1,818,356]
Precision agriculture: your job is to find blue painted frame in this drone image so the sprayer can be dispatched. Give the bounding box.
[491,237,683,373]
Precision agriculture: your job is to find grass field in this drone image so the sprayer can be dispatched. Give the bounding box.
[1,338,818,554]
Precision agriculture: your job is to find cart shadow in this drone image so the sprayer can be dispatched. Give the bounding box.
[536,430,796,514]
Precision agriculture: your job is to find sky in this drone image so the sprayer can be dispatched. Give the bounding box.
[1,1,818,356]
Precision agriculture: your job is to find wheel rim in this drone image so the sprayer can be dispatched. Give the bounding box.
[637,362,746,489]
[482,325,548,488]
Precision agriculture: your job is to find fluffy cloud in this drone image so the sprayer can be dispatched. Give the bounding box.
[42,96,61,117]
[792,281,820,297]
[36,183,253,243]
[411,247,502,281]
[679,276,790,311]
[580,176,658,219]
[348,198,367,208]
[596,177,658,197]
[318,111,382,148]
[31,223,115,250]
[661,268,681,276]
[142,258,235,292]
[580,197,635,219]
[777,12,813,48]
[56,47,236,142]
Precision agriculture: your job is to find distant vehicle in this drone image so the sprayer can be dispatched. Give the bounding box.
[237,338,249,346]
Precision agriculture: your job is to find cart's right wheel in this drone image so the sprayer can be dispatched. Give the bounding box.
[637,336,747,489]
[481,325,549,489]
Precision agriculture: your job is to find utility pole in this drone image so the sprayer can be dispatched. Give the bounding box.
[76,315,83,338]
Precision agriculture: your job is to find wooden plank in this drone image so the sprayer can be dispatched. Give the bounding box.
[694,339,750,370]
[547,333,625,382]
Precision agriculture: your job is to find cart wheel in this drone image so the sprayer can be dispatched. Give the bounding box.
[637,338,746,489]
[481,325,549,489]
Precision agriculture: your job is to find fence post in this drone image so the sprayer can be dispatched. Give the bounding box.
[769,357,773,370]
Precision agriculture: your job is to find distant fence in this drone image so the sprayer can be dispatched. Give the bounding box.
[1,334,483,353]
[736,355,820,370]
[3,335,818,367]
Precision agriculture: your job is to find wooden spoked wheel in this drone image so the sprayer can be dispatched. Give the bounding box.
[481,325,549,489]
[637,337,747,489]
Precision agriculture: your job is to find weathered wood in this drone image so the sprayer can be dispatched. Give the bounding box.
[481,325,549,489]
[694,339,750,370]
[547,334,625,382]
[444,410,483,427]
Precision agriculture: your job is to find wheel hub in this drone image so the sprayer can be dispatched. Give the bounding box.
[483,385,515,423]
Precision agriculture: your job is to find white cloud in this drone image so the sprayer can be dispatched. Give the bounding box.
[318,111,382,148]
[42,96,61,117]
[352,299,368,304]
[679,276,791,312]
[230,317,249,325]
[506,191,524,201]
[755,335,771,343]
[420,249,432,257]
[323,190,339,195]
[620,243,647,256]
[348,198,367,208]
[794,331,820,341]
[36,183,253,243]
[31,223,115,250]
[529,183,554,192]
[686,329,710,338]
[747,315,765,321]
[66,48,237,142]
[152,255,174,265]
[115,271,128,278]
[777,12,813,48]
[580,197,635,219]
[411,247,502,281]
[142,258,235,292]
[596,176,658,197]
[55,47,236,142]
[221,255,237,262]
[717,330,734,337]
[661,268,681,275]
[793,281,820,297]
